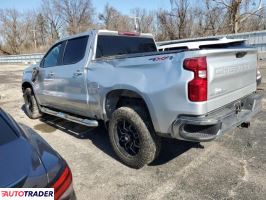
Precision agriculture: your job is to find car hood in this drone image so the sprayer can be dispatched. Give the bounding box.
[0,137,48,187]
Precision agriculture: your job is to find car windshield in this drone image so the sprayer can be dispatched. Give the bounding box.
[0,115,18,145]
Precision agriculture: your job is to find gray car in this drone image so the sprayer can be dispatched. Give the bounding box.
[22,30,262,168]
[0,108,75,199]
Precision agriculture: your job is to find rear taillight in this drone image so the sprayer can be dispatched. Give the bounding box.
[183,57,207,102]
[52,165,73,200]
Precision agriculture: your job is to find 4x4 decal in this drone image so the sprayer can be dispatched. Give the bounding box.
[149,56,173,62]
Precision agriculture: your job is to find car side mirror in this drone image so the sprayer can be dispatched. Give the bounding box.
[31,67,40,82]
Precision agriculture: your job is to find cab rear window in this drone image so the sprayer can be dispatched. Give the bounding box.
[0,116,18,145]
[96,35,157,58]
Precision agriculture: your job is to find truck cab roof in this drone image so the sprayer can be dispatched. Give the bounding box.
[56,29,154,43]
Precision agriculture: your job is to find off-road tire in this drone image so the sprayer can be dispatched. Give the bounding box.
[108,106,161,169]
[23,88,42,119]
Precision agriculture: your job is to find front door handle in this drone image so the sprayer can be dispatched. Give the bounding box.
[48,72,55,77]
[73,70,83,77]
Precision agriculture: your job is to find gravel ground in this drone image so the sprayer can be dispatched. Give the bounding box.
[0,62,266,200]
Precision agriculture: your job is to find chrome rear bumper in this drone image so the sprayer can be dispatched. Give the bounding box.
[172,92,263,142]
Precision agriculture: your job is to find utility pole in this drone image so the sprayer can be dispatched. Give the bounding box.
[129,16,141,32]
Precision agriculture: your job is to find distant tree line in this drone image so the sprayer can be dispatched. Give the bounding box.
[0,0,265,55]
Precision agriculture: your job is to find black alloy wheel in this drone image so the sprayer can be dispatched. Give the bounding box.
[116,119,140,156]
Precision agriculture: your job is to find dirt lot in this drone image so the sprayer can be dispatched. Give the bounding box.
[0,63,266,200]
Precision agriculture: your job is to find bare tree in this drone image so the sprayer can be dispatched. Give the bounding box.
[156,0,190,40]
[214,0,263,33]
[157,10,177,40]
[203,0,225,35]
[99,4,120,30]
[0,0,266,55]
[59,0,95,35]
[41,0,63,42]
[0,9,30,54]
[99,4,132,31]
[35,13,48,46]
[170,0,189,38]
[0,42,11,55]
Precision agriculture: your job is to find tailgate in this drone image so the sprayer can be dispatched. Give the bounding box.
[206,48,257,110]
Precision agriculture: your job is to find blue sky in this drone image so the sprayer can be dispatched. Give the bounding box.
[1,0,265,13]
[92,0,171,13]
[0,0,172,14]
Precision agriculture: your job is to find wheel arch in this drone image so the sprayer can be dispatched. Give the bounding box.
[22,81,33,92]
[21,81,41,105]
[104,89,157,129]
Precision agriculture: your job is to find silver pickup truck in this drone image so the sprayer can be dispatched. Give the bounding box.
[22,30,262,168]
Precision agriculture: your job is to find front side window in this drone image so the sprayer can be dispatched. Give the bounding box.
[63,36,88,65]
[43,43,62,68]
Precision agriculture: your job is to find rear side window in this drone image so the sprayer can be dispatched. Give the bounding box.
[0,116,18,145]
[63,36,88,65]
[96,35,157,58]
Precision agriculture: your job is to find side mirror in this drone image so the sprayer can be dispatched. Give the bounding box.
[31,67,40,82]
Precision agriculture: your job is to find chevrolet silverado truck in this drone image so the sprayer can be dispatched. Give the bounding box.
[22,30,262,168]
[157,37,262,85]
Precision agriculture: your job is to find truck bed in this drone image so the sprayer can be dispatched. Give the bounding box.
[90,47,257,134]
